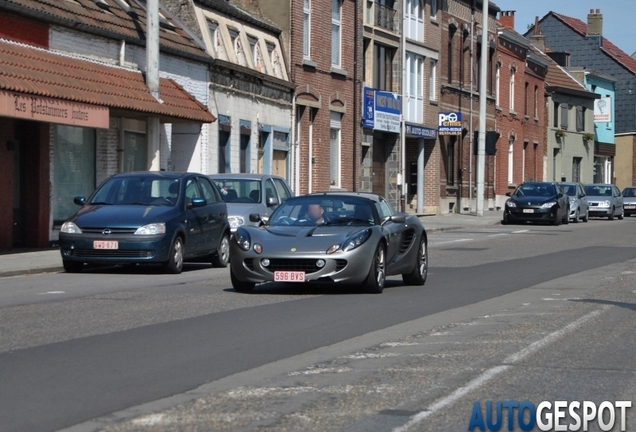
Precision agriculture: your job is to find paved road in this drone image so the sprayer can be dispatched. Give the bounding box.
[1,219,636,431]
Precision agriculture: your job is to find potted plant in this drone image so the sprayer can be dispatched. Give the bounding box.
[582,132,594,142]
[555,129,567,139]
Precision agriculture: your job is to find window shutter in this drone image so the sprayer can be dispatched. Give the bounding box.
[576,106,583,132]
[560,104,569,129]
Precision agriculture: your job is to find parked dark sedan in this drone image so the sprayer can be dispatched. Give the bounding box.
[503,182,570,225]
[59,172,230,274]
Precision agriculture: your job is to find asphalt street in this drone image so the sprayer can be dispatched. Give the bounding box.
[1,218,636,431]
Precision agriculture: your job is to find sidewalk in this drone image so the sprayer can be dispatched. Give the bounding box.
[0,211,503,278]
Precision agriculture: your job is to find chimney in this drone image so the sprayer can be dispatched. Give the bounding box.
[498,10,515,29]
[587,9,603,37]
[530,16,546,52]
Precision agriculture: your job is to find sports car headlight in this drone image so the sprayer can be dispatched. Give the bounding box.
[235,227,251,251]
[228,216,244,230]
[506,201,516,208]
[598,201,611,208]
[540,202,557,209]
[342,229,371,252]
[60,221,82,234]
[134,223,166,235]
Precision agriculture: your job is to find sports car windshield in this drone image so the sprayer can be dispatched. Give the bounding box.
[270,197,378,227]
[90,177,179,206]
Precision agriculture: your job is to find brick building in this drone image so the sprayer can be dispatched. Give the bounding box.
[439,0,499,213]
[402,0,442,215]
[525,10,636,182]
[0,0,215,251]
[494,12,549,208]
[260,0,359,195]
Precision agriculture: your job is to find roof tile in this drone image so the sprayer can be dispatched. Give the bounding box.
[551,12,636,75]
[0,38,215,123]
[0,0,209,61]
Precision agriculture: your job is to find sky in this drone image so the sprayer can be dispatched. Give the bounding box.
[493,0,636,57]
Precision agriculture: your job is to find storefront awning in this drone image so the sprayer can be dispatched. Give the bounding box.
[0,38,216,125]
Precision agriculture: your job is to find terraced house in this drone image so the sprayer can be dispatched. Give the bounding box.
[164,0,294,182]
[0,0,216,251]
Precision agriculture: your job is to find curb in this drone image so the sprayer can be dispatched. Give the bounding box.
[0,266,63,278]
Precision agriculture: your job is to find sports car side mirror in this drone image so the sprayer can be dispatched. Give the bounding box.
[390,214,407,224]
[249,213,261,223]
[505,192,512,197]
[73,196,86,206]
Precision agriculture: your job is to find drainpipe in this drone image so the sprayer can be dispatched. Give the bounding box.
[146,0,161,171]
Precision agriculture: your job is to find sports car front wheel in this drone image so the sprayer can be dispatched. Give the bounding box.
[231,267,255,293]
[364,243,386,294]
[403,236,428,286]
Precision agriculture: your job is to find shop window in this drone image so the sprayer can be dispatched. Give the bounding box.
[53,125,95,226]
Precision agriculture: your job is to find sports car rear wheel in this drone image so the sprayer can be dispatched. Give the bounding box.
[402,236,427,286]
[231,267,255,293]
[364,243,386,294]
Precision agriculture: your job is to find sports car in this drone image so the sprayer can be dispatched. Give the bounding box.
[229,192,428,294]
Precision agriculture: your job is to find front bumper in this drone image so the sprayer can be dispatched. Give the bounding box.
[505,206,556,222]
[588,206,612,217]
[59,233,171,264]
[623,204,636,215]
[230,243,373,285]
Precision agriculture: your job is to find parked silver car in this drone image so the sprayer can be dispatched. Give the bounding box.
[622,187,636,217]
[584,183,624,220]
[209,174,293,231]
[559,182,588,223]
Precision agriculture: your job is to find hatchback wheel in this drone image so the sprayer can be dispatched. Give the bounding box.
[403,236,428,286]
[573,208,580,223]
[609,207,615,221]
[163,236,184,274]
[618,209,624,220]
[365,243,386,293]
[212,233,230,268]
[552,211,561,226]
[582,209,589,222]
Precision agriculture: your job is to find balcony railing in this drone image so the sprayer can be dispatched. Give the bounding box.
[374,2,397,32]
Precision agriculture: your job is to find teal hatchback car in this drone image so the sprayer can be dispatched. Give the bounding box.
[59,172,230,274]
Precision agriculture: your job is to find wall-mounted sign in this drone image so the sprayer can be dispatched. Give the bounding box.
[405,123,438,139]
[363,87,402,133]
[438,112,463,136]
[0,90,109,129]
[594,97,612,123]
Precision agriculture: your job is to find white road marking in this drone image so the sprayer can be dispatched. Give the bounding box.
[37,291,66,295]
[622,271,634,275]
[429,238,473,246]
[487,233,508,237]
[511,229,529,234]
[392,308,605,432]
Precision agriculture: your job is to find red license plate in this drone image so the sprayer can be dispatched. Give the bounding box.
[274,271,306,282]
[93,240,119,250]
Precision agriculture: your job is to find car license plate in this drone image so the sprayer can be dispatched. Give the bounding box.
[93,240,119,250]
[274,271,305,282]
[625,205,635,210]
[523,209,535,213]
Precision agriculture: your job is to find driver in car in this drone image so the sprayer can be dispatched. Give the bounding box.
[307,203,325,225]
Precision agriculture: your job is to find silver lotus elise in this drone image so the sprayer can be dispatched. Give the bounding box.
[229,192,428,293]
